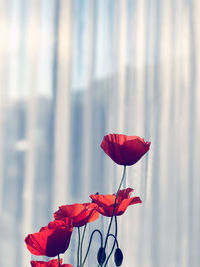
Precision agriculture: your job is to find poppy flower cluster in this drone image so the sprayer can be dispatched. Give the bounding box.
[25,134,150,266]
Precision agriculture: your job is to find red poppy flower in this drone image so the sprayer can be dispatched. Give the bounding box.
[90,188,142,217]
[39,219,71,232]
[25,218,73,257]
[101,134,150,165]
[31,259,73,267]
[54,203,99,227]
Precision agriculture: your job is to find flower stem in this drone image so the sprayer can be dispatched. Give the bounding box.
[80,224,87,266]
[103,234,119,267]
[81,229,103,267]
[103,217,119,267]
[103,165,126,250]
[77,227,81,267]
[58,254,61,267]
[114,216,118,238]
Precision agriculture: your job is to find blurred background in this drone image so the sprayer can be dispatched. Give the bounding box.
[0,0,200,266]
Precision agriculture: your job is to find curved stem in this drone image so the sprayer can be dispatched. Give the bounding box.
[104,166,126,249]
[103,234,118,267]
[81,229,103,267]
[80,224,87,266]
[107,234,119,247]
[58,254,61,267]
[77,227,81,267]
[103,244,115,267]
[103,217,118,267]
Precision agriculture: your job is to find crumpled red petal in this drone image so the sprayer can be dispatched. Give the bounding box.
[54,203,99,227]
[90,188,142,217]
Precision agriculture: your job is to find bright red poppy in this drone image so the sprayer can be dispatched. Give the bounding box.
[101,134,150,165]
[54,203,99,227]
[90,188,142,217]
[25,218,73,257]
[31,259,73,267]
[39,219,71,232]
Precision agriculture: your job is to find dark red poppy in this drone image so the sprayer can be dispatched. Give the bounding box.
[90,188,142,217]
[25,218,73,257]
[31,259,73,267]
[101,134,150,165]
[54,203,99,227]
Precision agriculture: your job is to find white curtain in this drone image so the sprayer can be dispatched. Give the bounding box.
[0,0,200,266]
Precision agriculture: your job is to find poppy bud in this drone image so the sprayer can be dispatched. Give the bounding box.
[97,247,106,265]
[114,248,123,266]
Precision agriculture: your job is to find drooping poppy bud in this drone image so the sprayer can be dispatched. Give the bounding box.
[97,247,106,265]
[114,248,123,266]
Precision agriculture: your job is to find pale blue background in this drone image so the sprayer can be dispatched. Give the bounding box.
[0,0,200,266]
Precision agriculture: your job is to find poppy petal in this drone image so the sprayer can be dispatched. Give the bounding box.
[31,259,62,267]
[25,224,73,257]
[54,203,99,227]
[31,259,73,267]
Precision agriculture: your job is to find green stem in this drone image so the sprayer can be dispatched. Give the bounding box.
[80,224,87,266]
[103,245,115,267]
[103,216,118,266]
[103,217,118,266]
[58,254,61,267]
[103,235,118,267]
[114,216,118,238]
[77,227,81,267]
[81,229,103,267]
[104,165,126,249]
